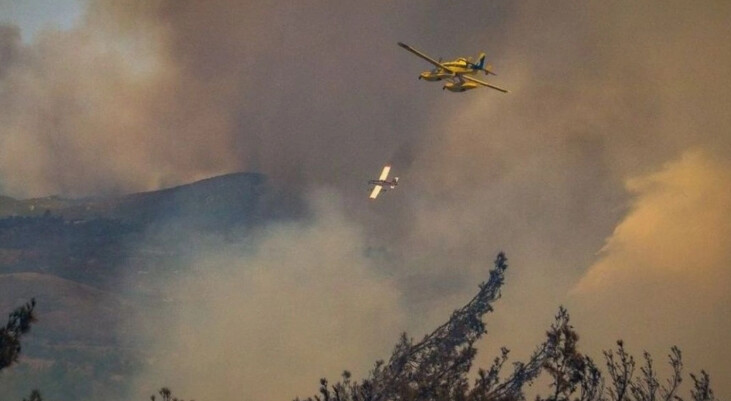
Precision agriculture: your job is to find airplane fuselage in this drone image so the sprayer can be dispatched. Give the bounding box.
[368,179,398,189]
[440,58,478,74]
[419,70,452,81]
[419,58,478,81]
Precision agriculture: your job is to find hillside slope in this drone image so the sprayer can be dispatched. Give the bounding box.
[0,172,299,401]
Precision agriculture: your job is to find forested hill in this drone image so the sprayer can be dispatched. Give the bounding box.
[0,172,300,401]
[0,172,270,223]
[0,172,298,288]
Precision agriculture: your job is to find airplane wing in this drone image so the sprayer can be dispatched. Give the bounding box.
[462,75,509,93]
[398,42,454,73]
[379,165,391,181]
[369,185,383,200]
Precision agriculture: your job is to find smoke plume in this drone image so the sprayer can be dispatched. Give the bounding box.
[128,190,405,401]
[1,0,729,399]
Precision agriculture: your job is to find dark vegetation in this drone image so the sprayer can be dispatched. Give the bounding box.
[150,387,193,401]
[0,253,719,401]
[295,254,717,401]
[0,173,283,288]
[0,299,40,401]
[0,214,138,287]
[0,298,35,371]
[0,173,295,401]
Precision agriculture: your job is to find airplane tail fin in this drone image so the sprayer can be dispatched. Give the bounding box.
[477,53,497,75]
[476,53,486,70]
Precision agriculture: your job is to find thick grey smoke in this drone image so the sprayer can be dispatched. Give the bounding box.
[0,1,451,197]
[569,150,731,383]
[0,24,20,79]
[1,0,730,399]
[128,190,405,401]
[398,2,731,393]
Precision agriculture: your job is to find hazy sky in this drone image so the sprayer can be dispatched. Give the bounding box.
[0,1,729,400]
[0,0,83,41]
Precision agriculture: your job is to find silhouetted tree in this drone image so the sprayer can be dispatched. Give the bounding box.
[22,390,43,401]
[0,300,41,400]
[628,346,683,401]
[689,371,715,401]
[0,298,36,371]
[295,253,718,401]
[538,307,602,401]
[296,253,553,401]
[150,387,194,401]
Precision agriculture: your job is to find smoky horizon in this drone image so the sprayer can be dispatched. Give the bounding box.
[0,1,729,400]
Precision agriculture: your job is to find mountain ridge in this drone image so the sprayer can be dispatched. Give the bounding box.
[0,171,300,401]
[0,171,276,289]
[0,172,268,221]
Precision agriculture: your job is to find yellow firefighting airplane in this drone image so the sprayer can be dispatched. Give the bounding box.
[368,165,399,200]
[397,42,508,93]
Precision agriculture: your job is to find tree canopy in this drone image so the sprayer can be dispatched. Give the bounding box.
[0,298,36,372]
[295,253,717,401]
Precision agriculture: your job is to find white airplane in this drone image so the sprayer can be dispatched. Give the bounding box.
[368,165,399,200]
[397,42,508,93]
